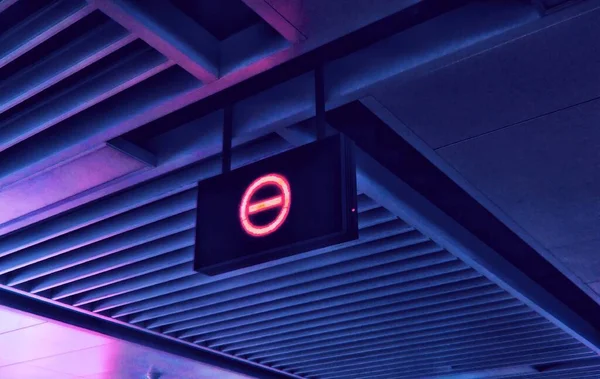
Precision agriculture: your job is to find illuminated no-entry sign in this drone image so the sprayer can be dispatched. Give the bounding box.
[240,174,291,237]
[194,135,358,275]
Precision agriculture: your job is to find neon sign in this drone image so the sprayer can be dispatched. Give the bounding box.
[239,173,291,237]
[194,135,357,275]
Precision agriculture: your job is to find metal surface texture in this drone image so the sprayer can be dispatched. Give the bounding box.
[0,0,599,378]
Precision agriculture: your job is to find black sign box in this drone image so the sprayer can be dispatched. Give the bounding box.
[194,134,358,275]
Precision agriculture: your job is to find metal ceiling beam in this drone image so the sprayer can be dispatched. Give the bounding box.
[5,210,196,286]
[214,282,505,354]
[0,210,195,278]
[234,306,536,357]
[0,1,541,245]
[340,128,600,355]
[90,0,219,83]
[136,238,441,328]
[178,274,491,341]
[0,0,93,70]
[0,20,135,116]
[36,230,195,296]
[97,219,410,314]
[0,188,197,264]
[241,0,306,43]
[246,310,544,361]
[55,246,194,299]
[90,220,411,317]
[0,0,19,13]
[0,0,518,232]
[0,47,173,153]
[71,262,197,307]
[0,285,300,379]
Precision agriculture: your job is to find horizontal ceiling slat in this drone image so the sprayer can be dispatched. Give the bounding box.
[0,187,196,262]
[516,364,600,379]
[278,326,565,370]
[0,0,93,70]
[0,133,290,252]
[220,291,516,355]
[0,18,135,117]
[190,282,503,344]
[292,338,578,379]
[448,349,596,376]
[330,349,595,379]
[72,263,199,306]
[246,309,544,361]
[0,1,595,377]
[33,229,195,296]
[173,275,493,338]
[219,300,530,354]
[136,238,443,326]
[50,246,194,299]
[253,317,553,364]
[107,222,417,316]
[0,45,173,150]
[357,206,397,228]
[311,346,593,379]
[215,295,522,353]
[172,269,473,339]
[148,254,458,331]
[234,308,540,358]
[2,209,195,279]
[356,194,378,213]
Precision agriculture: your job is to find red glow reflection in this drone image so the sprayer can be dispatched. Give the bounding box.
[239,174,291,237]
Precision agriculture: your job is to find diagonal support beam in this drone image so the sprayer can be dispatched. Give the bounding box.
[355,146,600,355]
[241,0,306,43]
[0,0,94,70]
[0,285,299,379]
[0,0,19,13]
[90,0,219,83]
[327,101,600,355]
[0,20,135,116]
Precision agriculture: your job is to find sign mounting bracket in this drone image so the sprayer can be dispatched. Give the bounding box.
[222,105,233,173]
[315,65,326,140]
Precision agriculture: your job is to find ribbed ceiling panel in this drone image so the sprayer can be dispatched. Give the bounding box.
[0,184,594,378]
[0,1,597,378]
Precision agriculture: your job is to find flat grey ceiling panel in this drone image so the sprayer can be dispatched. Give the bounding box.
[370,6,600,148]
[551,238,600,284]
[438,98,600,285]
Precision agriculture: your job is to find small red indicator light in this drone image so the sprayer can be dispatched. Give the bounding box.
[240,173,291,237]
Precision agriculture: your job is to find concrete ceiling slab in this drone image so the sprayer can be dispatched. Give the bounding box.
[437,98,600,285]
[266,0,416,42]
[551,238,600,284]
[370,5,600,148]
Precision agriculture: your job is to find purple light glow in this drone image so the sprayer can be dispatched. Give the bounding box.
[0,305,253,379]
[0,146,145,226]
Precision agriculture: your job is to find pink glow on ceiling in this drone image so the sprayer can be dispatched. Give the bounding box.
[0,305,254,379]
[0,146,146,226]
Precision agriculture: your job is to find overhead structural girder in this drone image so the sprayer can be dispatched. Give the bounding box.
[326,101,600,356]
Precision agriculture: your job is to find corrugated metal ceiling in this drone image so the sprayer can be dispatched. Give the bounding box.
[4,171,599,378]
[0,0,599,378]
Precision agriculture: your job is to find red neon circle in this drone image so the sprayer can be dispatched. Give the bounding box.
[239,173,291,237]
